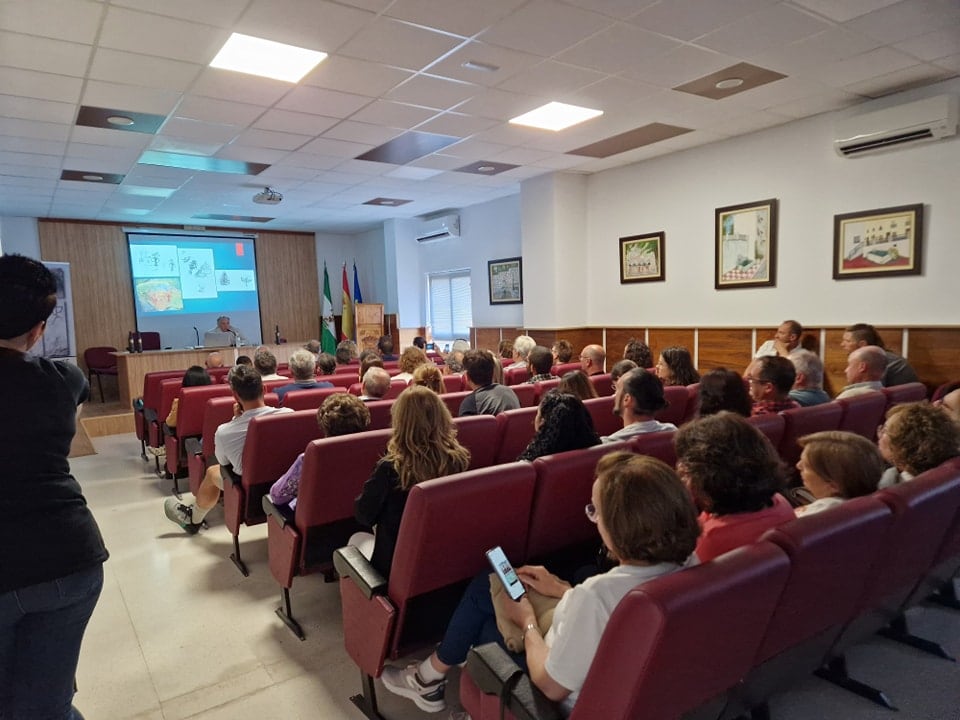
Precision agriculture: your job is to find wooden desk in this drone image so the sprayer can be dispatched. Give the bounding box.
[114,342,306,406]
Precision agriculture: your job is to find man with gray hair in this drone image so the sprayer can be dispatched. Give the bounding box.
[836,346,886,400]
[274,348,332,402]
[788,349,830,407]
[359,366,391,401]
[505,334,535,370]
[336,339,358,367]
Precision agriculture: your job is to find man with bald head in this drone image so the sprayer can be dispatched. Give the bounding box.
[579,344,606,377]
[836,346,887,399]
[205,351,223,369]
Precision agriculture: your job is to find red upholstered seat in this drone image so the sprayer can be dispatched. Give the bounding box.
[588,372,615,397]
[151,378,183,450]
[281,386,346,410]
[138,331,161,350]
[163,384,233,479]
[441,390,471,417]
[683,382,700,424]
[583,395,619,437]
[655,385,688,426]
[631,430,678,467]
[746,413,786,450]
[881,381,927,410]
[327,373,360,388]
[384,380,408,400]
[504,366,531,386]
[494,406,539,464]
[533,378,561,400]
[83,346,118,402]
[442,374,464,393]
[778,403,844,479]
[135,369,182,452]
[452,415,500,470]
[551,361,582,377]
[364,399,394,430]
[510,382,538,408]
[837,391,888,441]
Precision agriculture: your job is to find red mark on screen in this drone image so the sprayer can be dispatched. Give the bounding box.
[235,242,244,256]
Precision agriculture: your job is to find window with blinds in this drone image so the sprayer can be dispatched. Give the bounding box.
[428,270,472,342]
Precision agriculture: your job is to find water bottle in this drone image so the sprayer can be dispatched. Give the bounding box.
[127,331,135,353]
[275,324,281,344]
[135,332,143,353]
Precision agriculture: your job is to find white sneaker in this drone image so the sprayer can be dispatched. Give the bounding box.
[380,663,447,713]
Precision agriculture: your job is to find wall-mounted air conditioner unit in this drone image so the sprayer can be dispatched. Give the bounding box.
[416,213,461,243]
[834,94,958,158]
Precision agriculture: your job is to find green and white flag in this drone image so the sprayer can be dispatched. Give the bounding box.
[321,262,336,354]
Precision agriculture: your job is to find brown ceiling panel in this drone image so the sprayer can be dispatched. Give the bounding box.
[567,123,693,158]
[673,62,787,100]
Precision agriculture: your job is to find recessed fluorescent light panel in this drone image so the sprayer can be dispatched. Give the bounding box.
[210,33,327,83]
[509,102,602,131]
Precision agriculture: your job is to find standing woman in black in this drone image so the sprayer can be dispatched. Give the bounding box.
[0,254,108,720]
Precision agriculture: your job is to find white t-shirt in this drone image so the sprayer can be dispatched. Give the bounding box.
[754,339,804,361]
[544,562,681,715]
[795,496,844,517]
[214,406,292,475]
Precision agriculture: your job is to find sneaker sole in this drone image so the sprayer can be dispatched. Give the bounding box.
[380,674,446,713]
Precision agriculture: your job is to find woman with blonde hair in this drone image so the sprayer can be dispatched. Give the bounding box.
[353,386,471,577]
[412,363,444,394]
[878,401,960,488]
[795,431,884,516]
[393,346,430,383]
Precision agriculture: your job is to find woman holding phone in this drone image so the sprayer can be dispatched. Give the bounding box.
[379,452,700,715]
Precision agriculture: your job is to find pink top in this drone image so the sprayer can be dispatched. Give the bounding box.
[696,493,794,562]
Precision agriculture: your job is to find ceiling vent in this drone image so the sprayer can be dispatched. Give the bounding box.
[834,94,958,158]
[415,213,460,243]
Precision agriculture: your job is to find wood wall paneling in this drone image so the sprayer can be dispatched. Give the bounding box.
[908,329,960,391]
[473,328,502,352]
[697,329,753,373]
[605,328,647,367]
[648,329,696,361]
[255,231,320,343]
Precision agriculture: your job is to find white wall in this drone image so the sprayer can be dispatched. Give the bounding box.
[577,77,960,328]
[0,216,40,257]
[315,226,387,316]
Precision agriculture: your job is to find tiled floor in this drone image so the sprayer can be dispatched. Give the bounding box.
[73,434,960,720]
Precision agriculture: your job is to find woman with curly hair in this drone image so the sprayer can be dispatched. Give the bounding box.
[878,401,960,489]
[623,337,654,369]
[697,368,752,418]
[353,386,471,577]
[518,390,600,461]
[795,431,884,516]
[411,362,443,393]
[675,412,793,562]
[393,346,429,384]
[655,346,700,387]
[557,369,598,401]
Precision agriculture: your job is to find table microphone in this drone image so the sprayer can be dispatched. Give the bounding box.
[193,326,200,347]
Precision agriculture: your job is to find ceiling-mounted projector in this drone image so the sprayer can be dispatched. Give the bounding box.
[253,187,283,205]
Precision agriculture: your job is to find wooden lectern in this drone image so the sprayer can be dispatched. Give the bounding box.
[355,303,384,353]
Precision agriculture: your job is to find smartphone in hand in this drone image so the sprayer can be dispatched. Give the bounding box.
[486,545,525,601]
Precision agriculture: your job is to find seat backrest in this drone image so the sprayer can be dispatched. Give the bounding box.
[589,372,615,397]
[348,382,363,396]
[442,374,464,393]
[282,386,346,411]
[384,380,408,400]
[526,442,631,561]
[201,396,238,459]
[882,381,927,410]
[583,395,619,437]
[683,383,700,424]
[138,331,161,350]
[778,403,844,469]
[175,384,234,438]
[630,430,678,467]
[143,370,184,408]
[328,373,360,388]
[654,385,688,426]
[510,383,538,408]
[442,391,472,417]
[746,413,786,451]
[365,399,395,430]
[504,366,531,386]
[551,362,582,377]
[83,346,117,370]
[208,366,230,382]
[158,378,184,422]
[494,406,539,464]
[452,415,500,469]
[837,391,888,441]
[534,378,561,401]
[570,543,791,720]
[927,458,960,571]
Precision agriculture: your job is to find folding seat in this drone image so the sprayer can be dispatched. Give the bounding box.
[504,366,531,385]
[207,366,230,382]
[452,415,500,469]
[494,407,539,464]
[551,361,582,377]
[837,391,888,441]
[221,409,328,575]
[441,374,464,393]
[150,378,183,457]
[265,429,391,638]
[136,370,182,459]
[441,390,471,417]
[655,385,688,426]
[365,399,395,430]
[746,413,786,451]
[533,378,561,400]
[683,382,700,424]
[583,396,619,437]
[510,383,538,408]
[631,430,678,467]
[778,404,843,483]
[588,372,615,397]
[881,381,927,409]
[281,386,346,411]
[163,384,233,483]
[382,360,399,370]
[334,463,537,714]
[328,373,360,388]
[384,380,408,400]
[461,542,791,720]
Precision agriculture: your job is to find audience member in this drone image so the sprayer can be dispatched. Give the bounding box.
[506,335,536,370]
[579,344,606,376]
[268,394,370,510]
[412,363,443,393]
[444,350,465,375]
[558,369,599,400]
[609,359,638,386]
[788,349,830,406]
[1,254,108,719]
[552,339,574,363]
[303,339,321,355]
[748,356,800,415]
[655,346,699,387]
[359,367,391,401]
[878,402,960,489]
[379,451,699,715]
[275,349,332,402]
[205,351,224,369]
[498,338,514,362]
[359,354,384,383]
[451,339,470,354]
[794,431,884,516]
[936,387,960,423]
[253,347,285,380]
[527,345,558,383]
[235,354,252,366]
[835,345,886,399]
[164,365,292,533]
[518,391,600,461]
[393,346,429,383]
[352,386,470,579]
[483,348,505,385]
[754,319,803,361]
[412,336,426,350]
[459,349,520,416]
[163,365,212,430]
[377,335,398,361]
[841,323,918,387]
[623,338,654,368]
[697,368,751,417]
[602,368,674,443]
[675,412,793,562]
[335,340,358,367]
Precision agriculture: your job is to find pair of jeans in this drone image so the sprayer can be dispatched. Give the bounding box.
[0,564,104,720]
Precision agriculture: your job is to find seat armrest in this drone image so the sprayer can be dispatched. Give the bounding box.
[262,495,293,528]
[466,645,562,720]
[333,545,387,600]
[143,408,158,424]
[162,423,175,438]
[220,464,242,488]
[184,437,202,457]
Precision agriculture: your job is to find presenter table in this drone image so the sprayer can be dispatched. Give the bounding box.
[114,343,306,407]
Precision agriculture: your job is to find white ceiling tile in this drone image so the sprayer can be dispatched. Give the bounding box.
[0,151,62,169]
[235,0,374,54]
[322,121,403,145]
[441,137,513,160]
[479,0,613,57]
[473,122,555,148]
[0,95,76,125]
[933,53,960,72]
[843,62,956,97]
[555,23,681,74]
[338,18,465,71]
[561,76,660,111]
[303,56,412,96]
[0,136,65,156]
[414,112,500,137]
[498,61,608,97]
[89,48,202,92]
[697,4,833,57]
[300,136,374,158]
[385,165,445,179]
[99,6,229,64]
[277,86,373,118]
[817,47,921,87]
[563,0,658,20]
[620,44,741,88]
[629,0,776,41]
[0,67,83,105]
[190,68,293,107]
[149,136,224,156]
[110,0,248,27]
[387,75,481,110]
[750,28,883,74]
[82,80,181,115]
[277,153,344,170]
[722,76,837,111]
[70,125,153,149]
[336,159,395,176]
[768,87,864,118]
[789,0,902,23]
[254,109,341,136]
[160,117,241,144]
[384,0,526,37]
[407,154,467,170]
[0,0,103,44]
[702,109,791,137]
[348,100,439,128]
[894,28,960,62]
[456,88,548,121]
[234,128,312,150]
[488,146,555,165]
[176,96,268,126]
[530,153,592,170]
[5,163,63,180]
[845,0,960,44]
[425,42,543,88]
[0,32,92,78]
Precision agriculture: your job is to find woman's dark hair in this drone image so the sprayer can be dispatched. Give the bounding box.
[660,346,700,386]
[518,391,600,461]
[553,339,573,363]
[624,338,653,369]
[558,370,598,400]
[697,368,751,417]
[182,365,212,387]
[0,254,57,339]
[675,412,783,515]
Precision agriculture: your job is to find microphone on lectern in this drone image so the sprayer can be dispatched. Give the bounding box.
[193,326,201,347]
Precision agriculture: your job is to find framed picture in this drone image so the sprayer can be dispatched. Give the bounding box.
[715,198,778,289]
[833,203,923,280]
[619,232,665,283]
[488,256,523,304]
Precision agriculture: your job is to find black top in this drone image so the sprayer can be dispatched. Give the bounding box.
[0,349,108,592]
[354,458,408,579]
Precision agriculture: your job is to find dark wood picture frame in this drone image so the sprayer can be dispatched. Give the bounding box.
[715,198,778,290]
[832,203,923,280]
[488,256,523,305]
[619,232,665,284]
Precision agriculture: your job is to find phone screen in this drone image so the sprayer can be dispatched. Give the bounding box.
[486,545,525,601]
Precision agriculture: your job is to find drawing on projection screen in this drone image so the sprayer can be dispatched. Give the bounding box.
[833,203,923,280]
[620,232,665,283]
[715,198,778,290]
[488,257,523,305]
